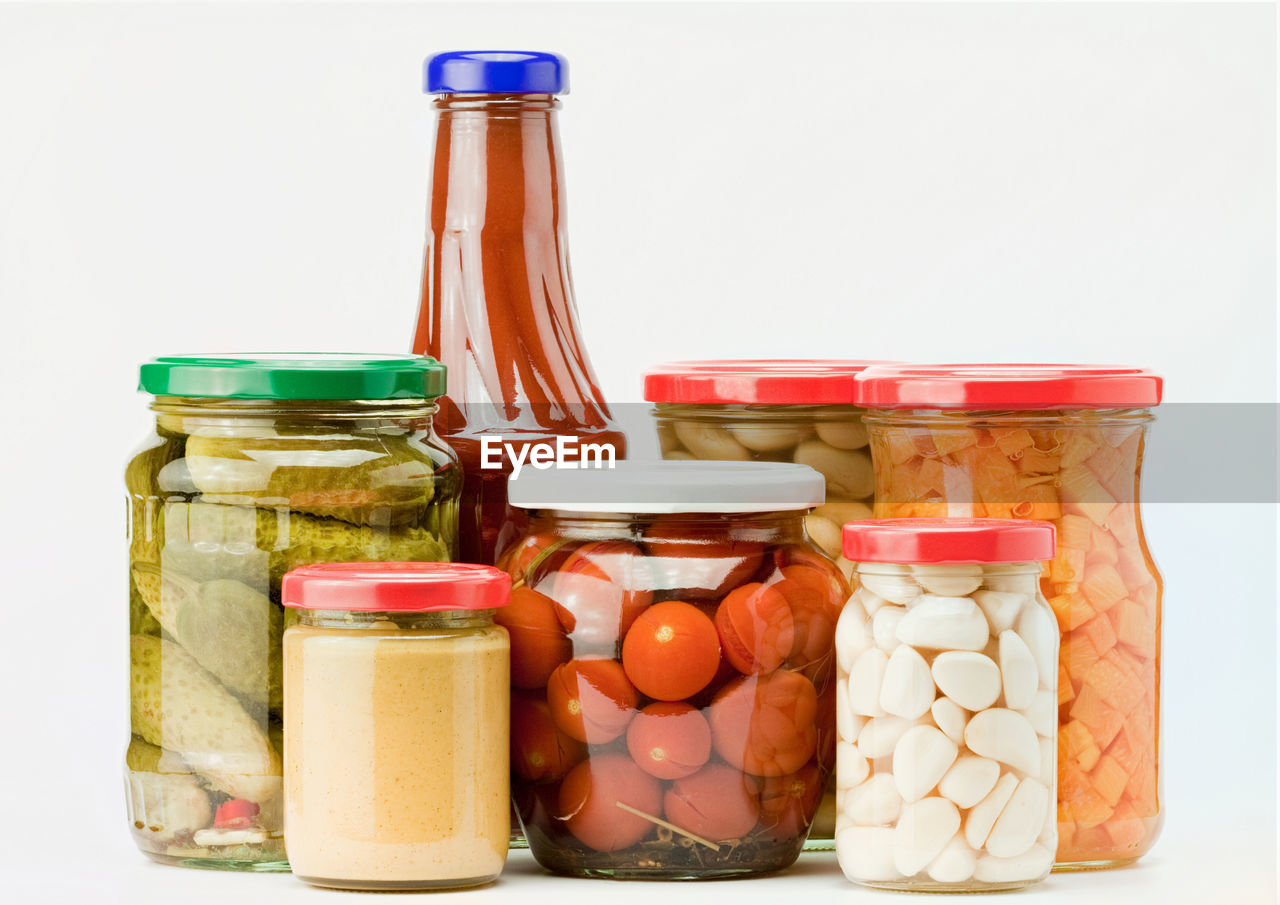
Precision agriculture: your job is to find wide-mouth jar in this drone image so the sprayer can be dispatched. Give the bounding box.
[124,354,460,870]
[644,359,891,846]
[854,363,1164,869]
[282,562,511,891]
[497,461,847,878]
[836,518,1059,893]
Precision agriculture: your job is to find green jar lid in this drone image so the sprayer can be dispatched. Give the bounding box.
[138,354,447,400]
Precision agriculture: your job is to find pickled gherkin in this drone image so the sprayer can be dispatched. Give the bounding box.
[132,565,283,709]
[130,635,281,803]
[128,356,458,868]
[184,431,437,525]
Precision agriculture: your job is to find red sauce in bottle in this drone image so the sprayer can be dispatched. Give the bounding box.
[412,86,625,564]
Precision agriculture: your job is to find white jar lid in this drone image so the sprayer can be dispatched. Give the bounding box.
[507,461,825,514]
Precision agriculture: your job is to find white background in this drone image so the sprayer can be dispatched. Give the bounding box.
[0,2,1275,904]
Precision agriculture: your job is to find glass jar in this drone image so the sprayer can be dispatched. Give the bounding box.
[498,461,846,878]
[645,360,889,848]
[835,518,1059,892]
[281,563,511,890]
[857,364,1164,869]
[125,354,461,870]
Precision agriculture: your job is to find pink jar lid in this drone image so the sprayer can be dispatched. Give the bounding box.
[842,519,1057,564]
[282,562,511,612]
[854,363,1162,409]
[643,359,892,405]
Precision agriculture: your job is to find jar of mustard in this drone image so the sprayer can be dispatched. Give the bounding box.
[282,562,511,890]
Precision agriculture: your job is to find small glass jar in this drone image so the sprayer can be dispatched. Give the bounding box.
[498,461,846,878]
[857,364,1164,869]
[282,562,512,890]
[125,354,460,870]
[835,519,1059,893]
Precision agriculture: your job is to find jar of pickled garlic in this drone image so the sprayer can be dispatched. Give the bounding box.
[498,461,846,878]
[125,354,460,869]
[282,562,511,890]
[856,364,1163,869]
[835,518,1059,892]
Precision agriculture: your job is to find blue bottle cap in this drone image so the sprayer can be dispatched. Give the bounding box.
[424,51,568,95]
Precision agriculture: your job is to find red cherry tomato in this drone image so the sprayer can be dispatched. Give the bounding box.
[714,582,796,675]
[497,531,573,583]
[511,692,587,783]
[663,764,761,843]
[625,702,712,780]
[643,521,764,598]
[772,543,841,574]
[768,564,845,674]
[709,670,819,777]
[551,541,654,650]
[757,763,823,842]
[621,601,721,701]
[546,658,639,744]
[558,752,663,852]
[496,586,572,689]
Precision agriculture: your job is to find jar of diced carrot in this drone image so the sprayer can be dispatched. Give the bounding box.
[854,364,1163,870]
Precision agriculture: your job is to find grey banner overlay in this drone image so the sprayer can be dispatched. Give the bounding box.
[451,403,1279,504]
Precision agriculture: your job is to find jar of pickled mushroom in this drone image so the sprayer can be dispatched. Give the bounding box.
[282,562,511,890]
[498,461,845,878]
[856,364,1163,869]
[644,360,885,847]
[125,354,461,869]
[836,518,1059,892]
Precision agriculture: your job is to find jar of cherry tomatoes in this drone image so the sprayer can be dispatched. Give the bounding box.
[856,364,1164,870]
[499,461,846,878]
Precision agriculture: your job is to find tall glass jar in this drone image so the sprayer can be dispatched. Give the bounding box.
[498,462,846,878]
[125,354,461,869]
[835,518,1058,893]
[645,360,889,848]
[856,364,1163,869]
[282,563,511,890]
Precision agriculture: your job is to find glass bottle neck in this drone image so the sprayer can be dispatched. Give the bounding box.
[413,93,615,428]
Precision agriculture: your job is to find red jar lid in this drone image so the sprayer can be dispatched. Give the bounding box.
[842,519,1057,564]
[644,359,892,405]
[282,562,511,612]
[854,364,1162,409]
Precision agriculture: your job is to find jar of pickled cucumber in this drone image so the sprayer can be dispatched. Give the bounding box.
[499,461,846,878]
[645,359,888,847]
[125,354,461,870]
[856,364,1164,869]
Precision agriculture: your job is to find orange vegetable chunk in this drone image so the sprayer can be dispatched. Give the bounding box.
[1090,754,1128,808]
[1082,563,1127,612]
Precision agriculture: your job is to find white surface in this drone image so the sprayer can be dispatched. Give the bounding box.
[0,2,1275,903]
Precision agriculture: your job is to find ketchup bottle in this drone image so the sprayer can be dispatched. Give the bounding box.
[412,51,626,564]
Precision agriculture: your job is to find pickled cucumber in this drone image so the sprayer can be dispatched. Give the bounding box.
[130,634,280,803]
[126,736,189,774]
[153,502,452,590]
[184,432,438,525]
[132,565,282,708]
